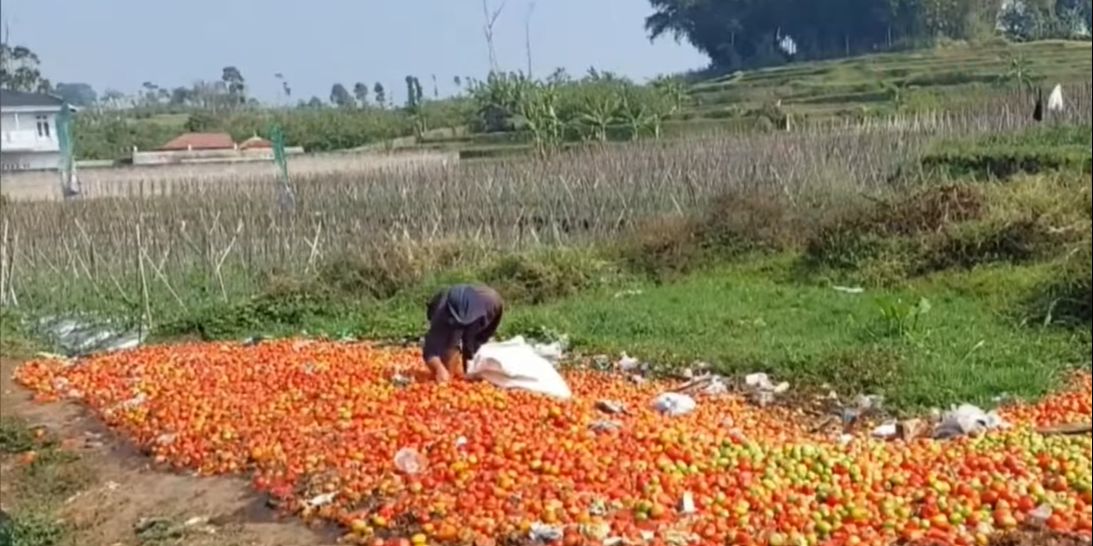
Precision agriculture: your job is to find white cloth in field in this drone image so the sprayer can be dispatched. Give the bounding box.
[468,337,573,399]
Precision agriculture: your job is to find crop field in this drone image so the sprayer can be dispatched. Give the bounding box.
[2,82,1092,546]
[0,150,458,202]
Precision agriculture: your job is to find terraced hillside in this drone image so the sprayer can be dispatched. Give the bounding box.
[686,40,1092,119]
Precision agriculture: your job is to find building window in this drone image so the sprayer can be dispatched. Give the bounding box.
[37,115,52,138]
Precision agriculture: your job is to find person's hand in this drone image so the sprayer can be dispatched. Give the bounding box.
[433,365,452,384]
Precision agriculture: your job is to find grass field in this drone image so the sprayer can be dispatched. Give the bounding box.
[687,40,1093,118]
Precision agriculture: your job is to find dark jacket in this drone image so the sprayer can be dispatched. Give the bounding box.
[423,284,504,363]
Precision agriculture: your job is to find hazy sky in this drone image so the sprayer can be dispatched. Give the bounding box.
[3,0,706,103]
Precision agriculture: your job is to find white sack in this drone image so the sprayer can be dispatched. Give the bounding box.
[468,337,572,399]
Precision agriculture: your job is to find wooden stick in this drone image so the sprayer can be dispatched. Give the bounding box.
[1035,423,1092,436]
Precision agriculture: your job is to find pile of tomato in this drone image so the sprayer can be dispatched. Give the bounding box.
[14,341,1092,546]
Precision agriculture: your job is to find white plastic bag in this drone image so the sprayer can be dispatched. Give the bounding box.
[651,393,697,417]
[468,337,573,399]
[933,404,1008,439]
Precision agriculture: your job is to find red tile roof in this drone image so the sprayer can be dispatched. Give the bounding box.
[239,135,273,150]
[159,133,235,151]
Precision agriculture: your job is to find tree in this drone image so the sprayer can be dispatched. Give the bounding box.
[330,83,355,107]
[102,89,126,108]
[54,82,98,106]
[275,73,292,101]
[0,42,51,93]
[141,81,161,105]
[373,82,387,108]
[405,76,424,109]
[641,0,1021,70]
[221,66,246,104]
[169,86,193,106]
[307,96,324,109]
[353,82,370,106]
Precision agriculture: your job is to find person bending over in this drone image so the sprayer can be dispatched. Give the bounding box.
[422,284,504,383]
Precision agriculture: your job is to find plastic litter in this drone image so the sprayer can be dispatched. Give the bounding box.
[590,420,622,433]
[1029,504,1054,526]
[617,354,642,373]
[306,492,336,507]
[391,373,413,388]
[872,423,898,439]
[678,492,696,515]
[595,400,627,415]
[933,404,1009,439]
[613,289,644,299]
[834,286,865,295]
[744,373,789,407]
[394,447,427,475]
[468,337,573,399]
[37,315,146,357]
[701,377,729,395]
[744,373,790,394]
[651,393,697,417]
[580,521,611,540]
[529,523,564,543]
[1048,84,1065,113]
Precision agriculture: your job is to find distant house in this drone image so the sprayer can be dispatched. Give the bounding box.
[0,90,76,172]
[239,134,272,150]
[158,132,236,152]
[132,131,301,166]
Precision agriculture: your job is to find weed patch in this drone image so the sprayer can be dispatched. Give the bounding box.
[921,125,1093,179]
[1028,243,1092,327]
[1,418,40,454]
[0,511,67,546]
[483,249,611,304]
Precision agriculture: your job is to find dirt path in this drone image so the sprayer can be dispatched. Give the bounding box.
[1,358,334,546]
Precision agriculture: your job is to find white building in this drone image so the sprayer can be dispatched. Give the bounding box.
[1,89,71,172]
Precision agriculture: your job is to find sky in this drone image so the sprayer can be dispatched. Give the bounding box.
[2,0,707,104]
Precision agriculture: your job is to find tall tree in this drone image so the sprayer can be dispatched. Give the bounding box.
[221,66,246,104]
[0,42,51,92]
[642,0,1028,69]
[353,82,370,106]
[141,81,161,105]
[170,86,193,106]
[275,73,292,101]
[373,82,387,108]
[330,83,355,107]
[54,82,98,106]
[405,76,421,109]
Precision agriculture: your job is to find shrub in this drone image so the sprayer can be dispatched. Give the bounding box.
[915,218,1051,273]
[620,214,703,281]
[1029,243,1092,326]
[699,190,801,254]
[804,184,987,273]
[623,188,810,280]
[484,249,609,304]
[921,125,1093,179]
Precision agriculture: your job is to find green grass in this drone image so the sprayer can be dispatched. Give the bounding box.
[502,259,1086,409]
[0,419,90,546]
[922,125,1093,178]
[153,254,1088,411]
[688,40,1092,117]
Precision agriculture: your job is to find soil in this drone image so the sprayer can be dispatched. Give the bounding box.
[1,358,335,546]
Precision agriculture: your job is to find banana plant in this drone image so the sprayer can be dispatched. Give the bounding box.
[518,84,565,158]
[578,93,620,142]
